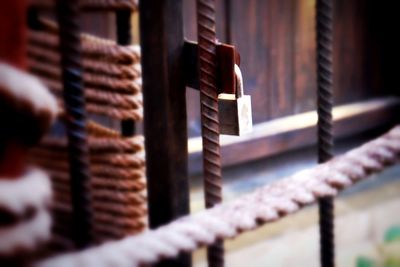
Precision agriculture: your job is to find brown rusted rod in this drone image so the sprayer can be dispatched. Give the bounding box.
[224,0,232,44]
[197,0,224,266]
[56,0,92,248]
[316,0,335,266]
[116,9,135,136]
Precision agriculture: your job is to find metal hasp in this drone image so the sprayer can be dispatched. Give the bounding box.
[56,0,92,248]
[184,41,239,95]
[196,0,224,266]
[316,0,335,266]
[184,41,250,137]
[140,0,191,266]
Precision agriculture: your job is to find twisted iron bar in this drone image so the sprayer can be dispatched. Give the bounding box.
[56,0,92,248]
[197,0,224,266]
[316,0,334,266]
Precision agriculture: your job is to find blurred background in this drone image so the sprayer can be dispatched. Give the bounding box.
[33,0,400,266]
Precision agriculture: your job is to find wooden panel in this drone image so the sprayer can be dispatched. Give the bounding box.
[184,0,397,170]
[333,0,366,104]
[267,0,295,118]
[333,0,388,104]
[230,0,270,123]
[294,0,316,113]
[182,0,391,136]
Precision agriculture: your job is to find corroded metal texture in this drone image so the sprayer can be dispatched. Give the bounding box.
[319,197,334,267]
[197,0,224,266]
[316,0,334,266]
[56,0,92,248]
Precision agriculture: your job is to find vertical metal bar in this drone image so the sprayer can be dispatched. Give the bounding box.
[27,6,40,31]
[139,1,191,266]
[116,9,135,135]
[116,9,135,136]
[197,0,224,266]
[56,0,92,248]
[0,0,27,70]
[316,0,335,266]
[224,0,232,44]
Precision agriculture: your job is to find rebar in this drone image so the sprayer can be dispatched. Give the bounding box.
[316,0,334,266]
[224,0,231,44]
[116,9,135,136]
[197,0,224,266]
[56,0,92,248]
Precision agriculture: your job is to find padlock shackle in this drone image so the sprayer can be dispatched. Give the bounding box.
[234,64,244,98]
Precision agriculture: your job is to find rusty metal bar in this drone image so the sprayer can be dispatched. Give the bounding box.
[116,9,135,136]
[56,0,92,248]
[140,0,191,266]
[196,0,224,266]
[224,0,232,44]
[316,0,335,266]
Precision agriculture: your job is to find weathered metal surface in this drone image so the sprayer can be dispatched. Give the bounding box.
[316,0,335,266]
[56,0,92,248]
[197,0,224,265]
[140,0,191,266]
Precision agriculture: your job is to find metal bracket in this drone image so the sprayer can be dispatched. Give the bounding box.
[184,40,240,95]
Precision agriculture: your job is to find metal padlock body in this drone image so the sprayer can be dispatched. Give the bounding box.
[218,65,252,136]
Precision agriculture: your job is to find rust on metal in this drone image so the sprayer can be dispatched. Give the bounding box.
[184,41,238,95]
[116,9,136,136]
[56,0,92,248]
[216,43,237,95]
[197,0,224,266]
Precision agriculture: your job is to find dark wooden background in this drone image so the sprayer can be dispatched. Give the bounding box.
[184,0,397,137]
[50,0,398,171]
[76,0,398,138]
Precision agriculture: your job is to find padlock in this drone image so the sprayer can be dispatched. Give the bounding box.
[218,64,252,136]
